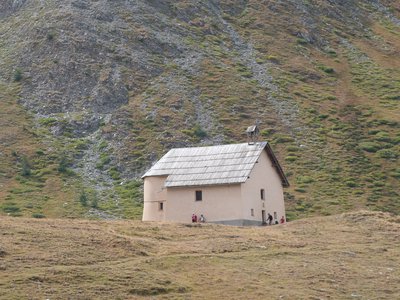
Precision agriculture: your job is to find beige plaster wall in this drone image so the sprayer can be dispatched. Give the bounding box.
[241,150,286,223]
[142,149,286,225]
[142,176,167,221]
[165,184,243,223]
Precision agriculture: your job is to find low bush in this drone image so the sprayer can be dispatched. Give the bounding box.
[32,213,45,219]
[275,134,294,143]
[35,149,45,155]
[261,128,275,137]
[47,32,55,41]
[286,146,300,152]
[109,167,121,181]
[266,55,280,63]
[318,65,335,74]
[285,156,297,162]
[2,204,20,213]
[21,156,31,176]
[296,38,308,45]
[91,197,98,209]
[96,153,111,169]
[376,149,398,159]
[389,169,400,179]
[38,118,57,126]
[79,191,88,207]
[345,180,357,188]
[98,140,108,150]
[374,131,392,143]
[14,69,23,82]
[296,176,314,184]
[58,156,69,173]
[359,142,381,153]
[193,124,207,139]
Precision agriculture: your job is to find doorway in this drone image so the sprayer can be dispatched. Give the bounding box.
[262,210,266,224]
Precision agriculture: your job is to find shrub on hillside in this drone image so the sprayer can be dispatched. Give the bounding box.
[58,156,68,173]
[13,69,23,82]
[296,176,314,184]
[274,134,294,143]
[389,168,400,179]
[345,180,357,187]
[21,156,31,176]
[374,131,392,143]
[359,142,381,153]
[32,213,45,219]
[79,191,88,207]
[193,124,207,139]
[261,128,275,137]
[286,146,300,152]
[38,118,57,126]
[2,204,20,213]
[91,196,98,209]
[376,149,398,159]
[285,156,297,162]
[318,64,335,74]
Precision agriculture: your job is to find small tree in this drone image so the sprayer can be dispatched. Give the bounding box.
[79,190,88,207]
[14,69,23,82]
[47,32,55,41]
[91,196,98,209]
[21,156,31,176]
[58,156,68,173]
[193,124,207,139]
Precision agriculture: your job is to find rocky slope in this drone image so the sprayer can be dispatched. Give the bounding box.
[0,0,399,219]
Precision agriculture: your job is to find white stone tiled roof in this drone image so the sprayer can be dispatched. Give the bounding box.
[142,142,289,188]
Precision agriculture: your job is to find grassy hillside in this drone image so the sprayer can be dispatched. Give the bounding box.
[0,211,399,299]
[0,0,399,219]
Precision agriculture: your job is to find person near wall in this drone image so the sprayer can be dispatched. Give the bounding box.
[280,216,285,224]
[200,214,205,223]
[267,213,273,225]
[192,214,197,223]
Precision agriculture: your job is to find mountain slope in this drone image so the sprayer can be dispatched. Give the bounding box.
[0,0,399,219]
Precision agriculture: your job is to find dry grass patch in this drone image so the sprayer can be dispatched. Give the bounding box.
[0,210,399,299]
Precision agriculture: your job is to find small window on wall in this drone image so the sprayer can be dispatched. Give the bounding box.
[251,209,254,216]
[159,202,164,211]
[260,189,265,200]
[195,190,202,201]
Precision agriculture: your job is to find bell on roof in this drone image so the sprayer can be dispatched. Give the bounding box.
[246,123,260,145]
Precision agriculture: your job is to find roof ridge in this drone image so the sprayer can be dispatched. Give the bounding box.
[142,142,288,188]
[169,142,267,151]
[159,154,260,163]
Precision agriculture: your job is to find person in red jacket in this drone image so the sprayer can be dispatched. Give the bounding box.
[192,214,197,223]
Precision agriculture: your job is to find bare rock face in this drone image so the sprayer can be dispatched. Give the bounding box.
[16,2,161,115]
[0,0,27,18]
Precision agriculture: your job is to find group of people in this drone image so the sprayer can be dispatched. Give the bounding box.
[192,214,205,223]
[267,213,285,225]
[191,213,284,225]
